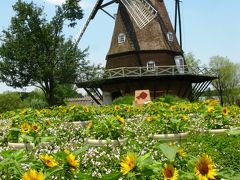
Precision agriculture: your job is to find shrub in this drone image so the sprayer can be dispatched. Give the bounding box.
[0,92,23,113]
[112,95,134,105]
[22,90,48,109]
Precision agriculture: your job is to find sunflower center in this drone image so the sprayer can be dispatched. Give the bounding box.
[199,161,209,175]
[164,168,173,178]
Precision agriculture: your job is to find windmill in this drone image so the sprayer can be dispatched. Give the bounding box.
[76,0,217,105]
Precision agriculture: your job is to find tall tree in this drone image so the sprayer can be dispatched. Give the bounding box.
[209,56,240,105]
[0,0,88,106]
[184,52,201,68]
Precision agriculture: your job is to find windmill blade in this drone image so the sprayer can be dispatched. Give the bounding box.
[119,0,158,29]
[74,0,104,47]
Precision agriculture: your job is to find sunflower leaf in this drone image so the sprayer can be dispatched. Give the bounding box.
[158,143,178,162]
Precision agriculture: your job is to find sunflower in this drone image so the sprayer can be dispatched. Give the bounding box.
[181,115,188,121]
[69,105,76,111]
[207,106,215,113]
[170,105,177,112]
[32,124,40,133]
[22,169,44,180]
[146,116,154,122]
[44,119,52,126]
[177,147,187,158]
[124,105,130,112]
[120,153,137,175]
[40,154,58,168]
[114,105,120,111]
[87,121,93,129]
[21,123,31,134]
[66,153,80,171]
[83,107,89,113]
[221,107,229,116]
[116,115,125,125]
[194,155,217,180]
[162,163,179,180]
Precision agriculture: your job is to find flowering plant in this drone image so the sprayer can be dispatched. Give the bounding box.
[87,115,125,140]
[67,105,95,122]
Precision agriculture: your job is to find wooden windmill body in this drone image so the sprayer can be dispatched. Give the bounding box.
[76,0,217,105]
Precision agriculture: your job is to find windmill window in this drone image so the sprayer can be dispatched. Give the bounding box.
[118,33,126,44]
[147,61,156,71]
[167,32,174,42]
[174,56,184,74]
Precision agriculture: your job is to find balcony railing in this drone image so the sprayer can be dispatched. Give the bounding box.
[78,65,218,82]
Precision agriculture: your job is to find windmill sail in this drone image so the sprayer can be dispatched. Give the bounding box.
[74,0,104,46]
[119,0,158,29]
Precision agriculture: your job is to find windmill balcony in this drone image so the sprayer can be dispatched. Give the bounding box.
[78,65,218,82]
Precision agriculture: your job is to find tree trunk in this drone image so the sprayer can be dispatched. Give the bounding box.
[45,79,55,106]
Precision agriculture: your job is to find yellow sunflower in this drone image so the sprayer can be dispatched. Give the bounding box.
[21,123,31,134]
[162,163,179,180]
[207,106,215,113]
[66,153,80,171]
[177,147,187,158]
[120,153,137,175]
[87,121,93,130]
[124,105,130,112]
[32,124,40,133]
[22,169,44,180]
[195,155,217,180]
[181,115,188,121]
[170,105,177,112]
[116,115,125,125]
[83,107,89,113]
[146,116,154,122]
[40,154,58,168]
[221,107,229,116]
[114,105,120,111]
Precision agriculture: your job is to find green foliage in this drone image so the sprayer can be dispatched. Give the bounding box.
[22,90,48,109]
[0,0,87,106]
[89,115,125,140]
[0,92,23,113]
[183,133,240,172]
[153,94,183,104]
[112,96,134,105]
[209,56,240,105]
[184,52,201,68]
[53,84,82,105]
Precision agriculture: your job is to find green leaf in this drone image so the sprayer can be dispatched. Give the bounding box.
[10,127,20,131]
[137,153,152,169]
[77,172,93,180]
[73,145,89,156]
[40,136,55,143]
[102,172,122,180]
[45,167,64,179]
[158,143,178,162]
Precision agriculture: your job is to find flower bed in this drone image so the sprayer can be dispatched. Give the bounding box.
[0,98,240,179]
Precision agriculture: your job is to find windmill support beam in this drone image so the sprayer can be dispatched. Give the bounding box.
[100,0,117,9]
[84,88,102,105]
[191,81,208,101]
[192,81,212,101]
[100,8,115,19]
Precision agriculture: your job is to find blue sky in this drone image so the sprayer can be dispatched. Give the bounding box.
[0,0,239,92]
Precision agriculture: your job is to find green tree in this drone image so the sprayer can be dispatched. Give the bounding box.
[54,84,82,105]
[184,52,201,68]
[0,0,88,106]
[209,56,240,105]
[0,92,23,113]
